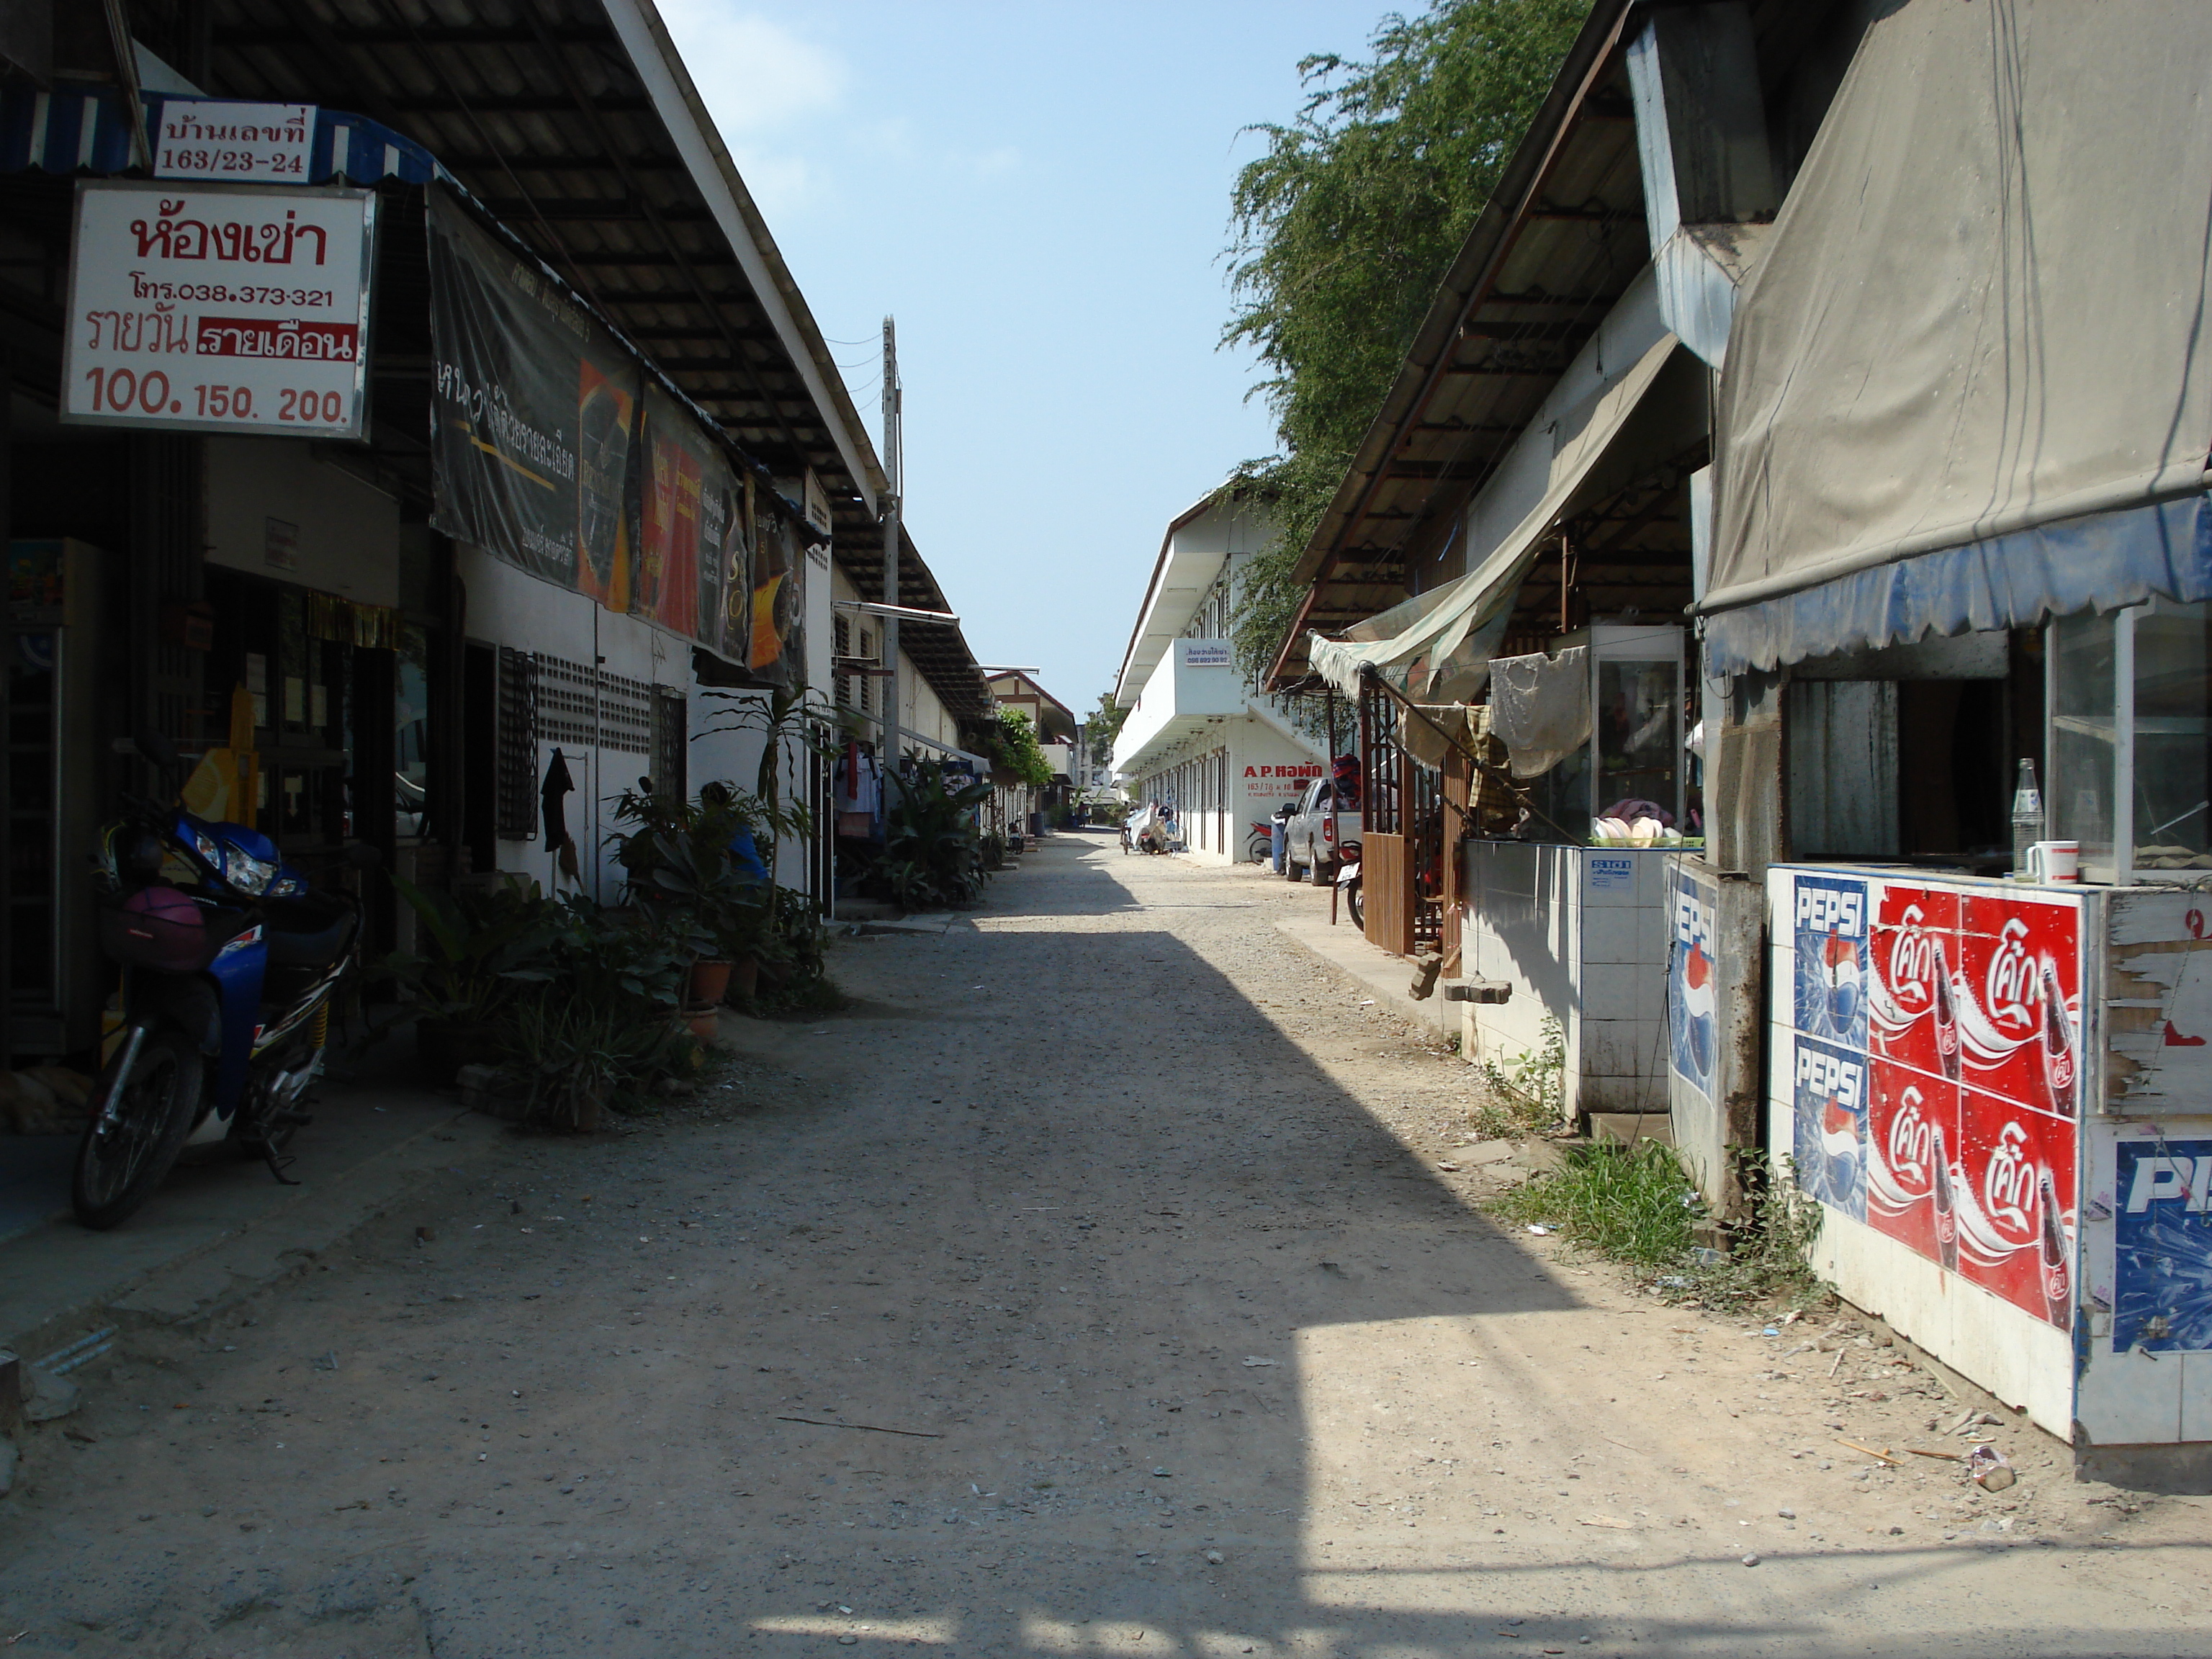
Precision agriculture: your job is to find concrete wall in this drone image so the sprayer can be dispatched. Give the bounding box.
[461,545,694,904]
[1462,842,1671,1117]
[1663,853,1766,1214]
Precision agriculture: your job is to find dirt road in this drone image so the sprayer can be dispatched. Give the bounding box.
[1,835,2203,1656]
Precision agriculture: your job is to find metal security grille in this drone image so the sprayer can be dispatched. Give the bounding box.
[652,690,687,799]
[598,673,653,755]
[537,655,597,749]
[833,614,853,708]
[495,647,537,840]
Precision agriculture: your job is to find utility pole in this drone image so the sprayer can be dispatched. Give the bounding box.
[879,318,902,769]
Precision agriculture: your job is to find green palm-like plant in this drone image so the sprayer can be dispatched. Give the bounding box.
[868,758,995,909]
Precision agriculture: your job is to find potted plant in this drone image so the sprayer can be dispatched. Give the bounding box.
[612,780,773,1002]
[863,758,996,910]
[385,875,555,1083]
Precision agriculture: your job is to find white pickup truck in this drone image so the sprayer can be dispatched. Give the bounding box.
[1282,778,1362,882]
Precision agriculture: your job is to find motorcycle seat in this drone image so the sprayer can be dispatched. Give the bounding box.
[262,896,355,969]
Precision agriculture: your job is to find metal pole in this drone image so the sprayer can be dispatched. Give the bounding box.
[879,318,902,781]
[1326,686,1340,923]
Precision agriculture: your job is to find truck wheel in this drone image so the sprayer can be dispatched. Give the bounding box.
[1283,855,1305,883]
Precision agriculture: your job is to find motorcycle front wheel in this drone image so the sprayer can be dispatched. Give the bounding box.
[1346,885,1365,928]
[72,1028,204,1230]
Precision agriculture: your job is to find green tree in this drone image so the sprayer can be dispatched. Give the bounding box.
[982,709,1055,790]
[1084,691,1129,775]
[1223,0,1589,681]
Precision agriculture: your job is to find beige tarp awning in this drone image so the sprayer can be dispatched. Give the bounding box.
[1702,0,2212,673]
[1309,333,1682,703]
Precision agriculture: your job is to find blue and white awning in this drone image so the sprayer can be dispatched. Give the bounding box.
[0,83,439,187]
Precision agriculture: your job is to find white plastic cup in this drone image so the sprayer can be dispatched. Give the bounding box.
[2024,840,2081,883]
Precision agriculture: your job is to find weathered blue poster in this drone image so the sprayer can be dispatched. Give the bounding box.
[1793,1033,1868,1220]
[2113,1140,2212,1352]
[1667,862,1716,1094]
[1792,873,1870,1051]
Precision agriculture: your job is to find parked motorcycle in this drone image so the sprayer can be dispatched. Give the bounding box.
[73,733,376,1230]
[1245,819,1275,865]
[1336,837,1365,929]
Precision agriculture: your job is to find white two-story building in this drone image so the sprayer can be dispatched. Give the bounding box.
[1110,493,1326,862]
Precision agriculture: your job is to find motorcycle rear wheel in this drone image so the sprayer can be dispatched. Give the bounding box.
[1346,886,1365,928]
[72,1028,204,1231]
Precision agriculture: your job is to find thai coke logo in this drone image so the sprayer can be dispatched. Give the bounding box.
[1982,1122,2037,1238]
[1887,1086,1934,1192]
[1886,905,1937,1011]
[1984,919,2038,1034]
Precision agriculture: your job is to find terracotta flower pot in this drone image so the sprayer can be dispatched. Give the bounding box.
[689,958,734,1005]
[682,1004,721,1044]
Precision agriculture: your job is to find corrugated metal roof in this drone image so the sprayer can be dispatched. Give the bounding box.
[197,0,988,715]
[1264,0,1850,689]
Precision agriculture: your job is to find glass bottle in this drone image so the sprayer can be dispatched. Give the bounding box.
[2012,757,2046,878]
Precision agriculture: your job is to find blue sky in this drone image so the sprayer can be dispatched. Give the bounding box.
[656,1,1382,718]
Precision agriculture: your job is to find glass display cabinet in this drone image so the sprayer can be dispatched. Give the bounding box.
[2049,598,2212,884]
[1522,622,1687,844]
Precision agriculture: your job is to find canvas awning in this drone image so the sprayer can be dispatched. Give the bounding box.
[1700,0,2212,676]
[1308,333,1682,702]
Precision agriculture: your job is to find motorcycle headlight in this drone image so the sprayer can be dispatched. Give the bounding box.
[222,845,278,897]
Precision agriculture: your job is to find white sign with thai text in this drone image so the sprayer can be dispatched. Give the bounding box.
[61,181,376,441]
[152,101,315,182]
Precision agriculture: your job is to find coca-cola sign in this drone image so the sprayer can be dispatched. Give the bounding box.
[1784,870,2082,1330]
[60,180,375,440]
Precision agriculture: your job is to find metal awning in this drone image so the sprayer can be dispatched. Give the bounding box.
[1309,334,1683,703]
[5,3,990,717]
[0,81,438,184]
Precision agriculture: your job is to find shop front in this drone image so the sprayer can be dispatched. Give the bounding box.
[1,94,435,1061]
[1691,4,2212,1478]
[1303,327,1706,1113]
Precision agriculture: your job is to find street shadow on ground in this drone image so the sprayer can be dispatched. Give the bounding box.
[0,843,2182,1659]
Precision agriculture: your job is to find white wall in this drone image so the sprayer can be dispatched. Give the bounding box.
[462,547,692,903]
[204,437,400,606]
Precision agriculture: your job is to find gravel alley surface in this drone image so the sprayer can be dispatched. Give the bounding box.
[1,832,2206,1657]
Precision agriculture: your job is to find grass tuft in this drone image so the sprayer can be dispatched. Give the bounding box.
[1490,1141,1829,1313]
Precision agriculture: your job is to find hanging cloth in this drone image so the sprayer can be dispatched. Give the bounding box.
[541,747,579,883]
[1488,646,1591,778]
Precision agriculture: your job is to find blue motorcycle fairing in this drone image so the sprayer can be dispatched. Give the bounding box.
[187,814,278,863]
[153,812,310,1112]
[207,925,268,1113]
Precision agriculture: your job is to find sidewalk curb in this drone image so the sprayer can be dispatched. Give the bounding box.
[1270,914,1460,1043]
[1,1104,505,1364]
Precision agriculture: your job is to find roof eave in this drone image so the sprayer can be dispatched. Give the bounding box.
[598,0,886,514]
[1263,0,1641,689]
